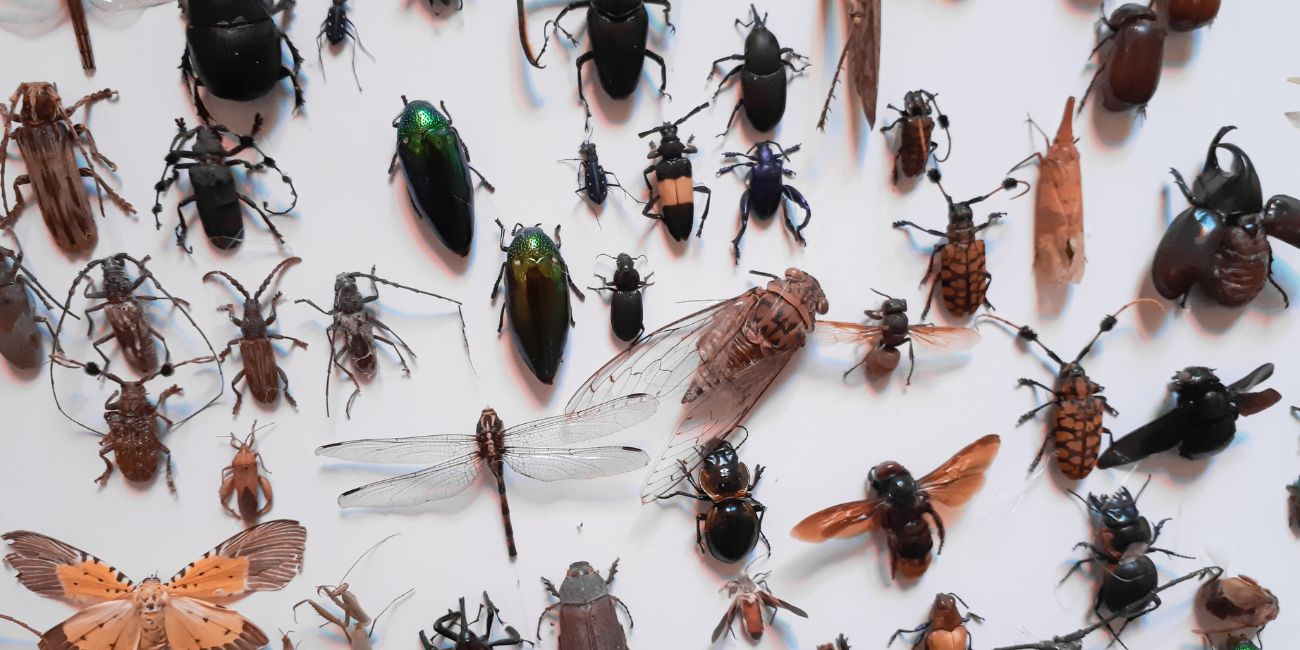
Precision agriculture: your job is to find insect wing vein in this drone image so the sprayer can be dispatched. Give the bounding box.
[315,435,476,464]
[504,446,650,482]
[505,394,659,446]
[337,455,482,508]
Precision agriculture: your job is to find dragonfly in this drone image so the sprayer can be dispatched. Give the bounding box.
[316,393,659,558]
[0,0,171,70]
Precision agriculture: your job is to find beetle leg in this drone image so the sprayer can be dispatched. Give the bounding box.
[90,331,117,370]
[0,175,31,226]
[610,595,634,629]
[892,220,948,238]
[278,32,307,113]
[1267,264,1291,308]
[372,329,413,370]
[173,194,196,253]
[237,194,285,246]
[1098,395,1119,417]
[574,52,596,127]
[160,442,176,493]
[220,470,237,517]
[96,442,115,486]
[706,54,743,81]
[1015,398,1062,427]
[78,167,134,219]
[1077,60,1107,115]
[180,52,212,123]
[887,623,929,647]
[782,185,811,243]
[711,63,743,100]
[643,0,672,32]
[716,98,745,139]
[229,369,247,415]
[692,185,712,238]
[645,50,670,99]
[905,337,915,385]
[974,212,1003,232]
[534,603,560,639]
[922,502,946,552]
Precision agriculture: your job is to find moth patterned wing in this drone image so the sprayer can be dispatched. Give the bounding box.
[846,0,880,126]
[2,531,135,605]
[915,434,1001,507]
[166,519,306,599]
[38,599,141,650]
[163,596,269,650]
[565,290,762,416]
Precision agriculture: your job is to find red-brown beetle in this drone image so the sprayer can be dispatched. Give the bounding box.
[0,83,135,256]
[0,245,70,370]
[889,593,983,650]
[538,560,632,650]
[879,89,950,183]
[1081,4,1164,114]
[220,423,273,523]
[205,257,308,414]
[1167,0,1220,32]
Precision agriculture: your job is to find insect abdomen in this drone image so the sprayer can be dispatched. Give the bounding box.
[13,123,97,255]
[897,117,934,178]
[1051,393,1104,480]
[938,241,988,317]
[1208,229,1270,307]
[112,416,163,482]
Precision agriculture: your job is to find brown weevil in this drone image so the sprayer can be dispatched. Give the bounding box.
[0,245,72,370]
[220,422,273,523]
[1081,4,1164,114]
[537,560,633,650]
[879,89,951,183]
[50,351,217,492]
[893,171,1029,319]
[982,300,1153,480]
[205,257,309,414]
[889,593,983,650]
[0,83,135,256]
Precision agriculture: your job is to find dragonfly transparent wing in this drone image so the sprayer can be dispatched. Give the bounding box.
[504,446,650,482]
[505,394,659,447]
[85,0,171,10]
[0,0,64,25]
[336,454,482,508]
[315,434,476,465]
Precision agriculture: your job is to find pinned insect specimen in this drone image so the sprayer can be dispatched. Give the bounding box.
[318,0,372,91]
[1194,575,1278,643]
[889,593,983,650]
[656,434,766,564]
[818,290,979,385]
[492,221,584,385]
[817,0,880,129]
[879,90,951,183]
[712,572,806,642]
[708,5,810,136]
[420,592,530,649]
[1167,0,1220,31]
[641,103,713,242]
[51,351,217,492]
[295,268,465,418]
[1081,4,1163,114]
[818,636,851,650]
[294,535,406,650]
[588,253,653,343]
[537,560,632,650]
[316,394,657,558]
[221,422,273,523]
[1010,97,1084,288]
[982,300,1152,480]
[566,268,828,502]
[152,114,298,252]
[390,98,494,257]
[1153,126,1300,308]
[893,172,1029,319]
[181,0,305,121]
[793,434,1000,579]
[3,519,307,650]
[205,258,308,414]
[989,567,1222,650]
[717,140,811,262]
[561,140,636,206]
[0,245,72,369]
[1,83,134,255]
[1098,364,1281,468]
[0,0,169,69]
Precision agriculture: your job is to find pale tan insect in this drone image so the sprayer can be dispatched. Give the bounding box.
[817,0,880,130]
[220,422,274,523]
[1011,97,1085,289]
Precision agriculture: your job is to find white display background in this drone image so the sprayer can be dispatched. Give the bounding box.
[2,1,1299,649]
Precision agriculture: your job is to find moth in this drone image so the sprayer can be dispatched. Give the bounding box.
[3,519,307,650]
[1012,96,1084,289]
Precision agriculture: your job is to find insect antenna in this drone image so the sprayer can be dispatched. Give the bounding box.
[366,588,415,637]
[922,90,953,163]
[870,288,895,300]
[926,168,954,207]
[253,257,303,302]
[348,270,473,372]
[966,177,1031,206]
[1071,299,1161,363]
[339,534,400,586]
[204,270,252,301]
[748,270,782,281]
[1132,474,1153,503]
[0,614,42,638]
[979,315,1067,368]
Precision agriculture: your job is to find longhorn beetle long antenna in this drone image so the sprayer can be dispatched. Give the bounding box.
[748,270,782,281]
[926,168,954,206]
[346,271,474,374]
[637,102,711,138]
[979,315,1067,368]
[922,91,954,164]
[966,177,1031,206]
[870,288,894,300]
[204,270,252,301]
[254,257,303,302]
[1071,299,1162,363]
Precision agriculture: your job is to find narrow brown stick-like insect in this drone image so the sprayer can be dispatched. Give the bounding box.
[221,422,274,523]
[1010,97,1084,289]
[0,83,135,255]
[817,0,880,130]
[205,257,309,414]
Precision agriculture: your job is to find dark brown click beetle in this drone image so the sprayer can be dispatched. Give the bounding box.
[1081,4,1164,114]
[537,560,632,650]
[0,245,71,370]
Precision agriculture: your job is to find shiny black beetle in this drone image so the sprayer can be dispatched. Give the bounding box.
[531,0,673,126]
[656,435,766,564]
[1098,364,1281,468]
[561,140,634,206]
[588,253,652,342]
[717,140,810,262]
[1152,126,1300,309]
[181,0,305,122]
[151,115,298,253]
[317,0,372,91]
[708,5,809,136]
[641,102,713,242]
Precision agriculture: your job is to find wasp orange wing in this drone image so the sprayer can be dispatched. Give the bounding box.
[814,321,883,346]
[165,519,305,599]
[2,531,134,606]
[916,434,1001,507]
[791,498,889,542]
[163,596,269,650]
[909,326,980,352]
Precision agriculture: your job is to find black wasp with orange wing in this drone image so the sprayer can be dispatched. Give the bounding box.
[818,290,978,385]
[791,435,1000,579]
[565,268,828,503]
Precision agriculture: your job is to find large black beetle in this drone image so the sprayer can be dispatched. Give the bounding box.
[708,5,809,136]
[181,0,306,122]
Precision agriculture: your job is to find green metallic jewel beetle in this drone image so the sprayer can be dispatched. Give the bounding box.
[389,97,494,256]
[1227,636,1260,650]
[492,220,584,385]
